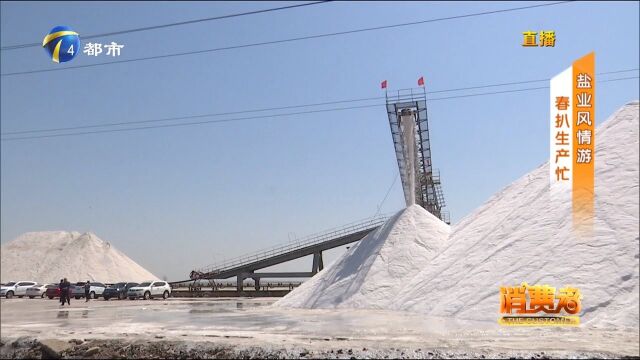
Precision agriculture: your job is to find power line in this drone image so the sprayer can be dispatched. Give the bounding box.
[0,97,380,136]
[2,76,636,142]
[2,68,636,136]
[428,76,637,100]
[1,1,574,77]
[0,103,383,141]
[373,173,399,219]
[0,1,331,51]
[429,68,639,94]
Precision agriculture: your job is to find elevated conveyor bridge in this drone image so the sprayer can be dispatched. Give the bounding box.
[179,87,449,292]
[182,215,388,291]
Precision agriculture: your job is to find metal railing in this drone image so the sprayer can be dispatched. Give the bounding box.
[386,87,426,104]
[440,210,451,225]
[194,214,390,276]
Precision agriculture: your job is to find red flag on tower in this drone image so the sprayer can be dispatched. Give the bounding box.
[418,76,424,87]
[381,80,387,89]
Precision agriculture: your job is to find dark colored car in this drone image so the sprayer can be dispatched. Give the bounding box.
[45,284,61,299]
[103,282,139,300]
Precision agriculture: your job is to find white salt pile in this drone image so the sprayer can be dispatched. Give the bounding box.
[276,204,450,309]
[278,101,639,330]
[394,101,639,328]
[1,231,157,283]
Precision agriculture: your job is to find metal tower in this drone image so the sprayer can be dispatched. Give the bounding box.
[386,88,449,224]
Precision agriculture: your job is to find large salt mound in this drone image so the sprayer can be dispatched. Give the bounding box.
[1,231,157,283]
[276,204,450,309]
[393,101,639,328]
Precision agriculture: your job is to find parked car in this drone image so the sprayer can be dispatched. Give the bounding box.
[26,284,50,298]
[128,281,171,300]
[103,282,139,300]
[71,282,106,299]
[70,282,84,299]
[0,281,38,299]
[0,282,17,298]
[45,284,62,299]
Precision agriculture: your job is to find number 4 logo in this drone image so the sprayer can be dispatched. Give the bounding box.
[67,44,74,55]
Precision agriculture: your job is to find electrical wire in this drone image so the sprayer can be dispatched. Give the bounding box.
[373,173,399,219]
[0,1,574,77]
[0,1,331,51]
[2,68,636,137]
[2,75,636,142]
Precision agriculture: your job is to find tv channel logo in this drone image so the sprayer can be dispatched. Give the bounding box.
[42,25,80,63]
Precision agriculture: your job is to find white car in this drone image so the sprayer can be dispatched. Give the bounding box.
[26,283,50,298]
[70,282,106,299]
[0,281,38,299]
[127,281,171,300]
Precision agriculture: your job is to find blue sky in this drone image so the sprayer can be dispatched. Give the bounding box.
[1,1,638,281]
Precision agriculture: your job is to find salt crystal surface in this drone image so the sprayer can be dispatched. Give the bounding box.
[279,101,639,330]
[276,204,450,309]
[394,101,639,328]
[1,231,157,283]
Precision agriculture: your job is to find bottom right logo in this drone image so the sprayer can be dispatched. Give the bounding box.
[499,282,582,326]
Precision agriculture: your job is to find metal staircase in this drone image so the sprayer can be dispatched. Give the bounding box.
[432,169,446,208]
[386,88,450,224]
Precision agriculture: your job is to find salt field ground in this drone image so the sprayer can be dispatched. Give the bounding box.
[1,297,638,358]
